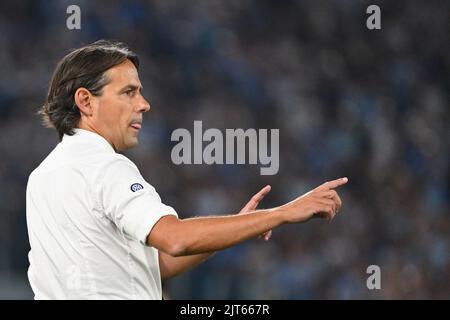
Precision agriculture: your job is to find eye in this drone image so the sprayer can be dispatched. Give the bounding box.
[124,89,135,97]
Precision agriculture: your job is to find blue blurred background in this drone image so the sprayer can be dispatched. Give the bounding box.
[0,0,448,299]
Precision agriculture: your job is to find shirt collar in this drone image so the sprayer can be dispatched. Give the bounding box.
[62,128,116,153]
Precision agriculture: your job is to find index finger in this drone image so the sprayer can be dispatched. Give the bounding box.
[254,185,272,202]
[316,177,348,191]
[239,185,271,213]
[248,185,271,207]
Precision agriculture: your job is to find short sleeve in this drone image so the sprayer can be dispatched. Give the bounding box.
[98,156,178,245]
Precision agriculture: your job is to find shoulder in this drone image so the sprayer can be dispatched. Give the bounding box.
[26,168,39,190]
[101,153,140,173]
[93,153,145,187]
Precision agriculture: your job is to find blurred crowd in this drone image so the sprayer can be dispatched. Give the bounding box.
[0,0,448,299]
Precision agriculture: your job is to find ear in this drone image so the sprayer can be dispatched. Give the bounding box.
[74,87,94,116]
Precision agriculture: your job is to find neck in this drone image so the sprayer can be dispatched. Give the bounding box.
[76,122,117,152]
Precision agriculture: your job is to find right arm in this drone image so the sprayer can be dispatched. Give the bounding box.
[149,208,282,257]
[147,177,348,257]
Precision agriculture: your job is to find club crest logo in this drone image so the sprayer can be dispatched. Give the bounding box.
[130,183,144,192]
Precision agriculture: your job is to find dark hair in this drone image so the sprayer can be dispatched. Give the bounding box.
[39,40,139,140]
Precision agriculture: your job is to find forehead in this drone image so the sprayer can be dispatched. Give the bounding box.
[105,59,141,86]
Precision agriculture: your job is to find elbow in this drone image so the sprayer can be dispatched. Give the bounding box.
[166,241,187,257]
[147,236,187,257]
[166,244,186,257]
[163,224,192,257]
[146,215,193,257]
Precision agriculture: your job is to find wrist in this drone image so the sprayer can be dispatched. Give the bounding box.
[270,205,289,225]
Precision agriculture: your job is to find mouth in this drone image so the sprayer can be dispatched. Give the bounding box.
[130,121,142,131]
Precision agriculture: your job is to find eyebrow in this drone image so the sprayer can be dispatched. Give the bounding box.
[119,84,143,92]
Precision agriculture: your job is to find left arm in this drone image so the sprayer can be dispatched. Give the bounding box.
[158,185,272,281]
[159,251,213,281]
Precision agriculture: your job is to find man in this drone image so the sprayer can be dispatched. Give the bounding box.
[26,40,348,299]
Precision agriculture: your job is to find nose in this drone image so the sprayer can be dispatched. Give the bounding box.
[137,95,151,113]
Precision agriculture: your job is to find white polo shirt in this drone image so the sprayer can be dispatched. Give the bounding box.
[26,128,178,299]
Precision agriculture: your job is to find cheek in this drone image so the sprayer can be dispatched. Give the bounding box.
[97,99,118,123]
[121,113,131,130]
[104,102,127,127]
[97,97,132,135]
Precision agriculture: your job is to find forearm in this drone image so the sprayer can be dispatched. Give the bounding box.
[159,251,215,281]
[150,207,285,256]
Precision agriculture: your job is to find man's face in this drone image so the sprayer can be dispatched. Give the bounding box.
[91,59,150,151]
